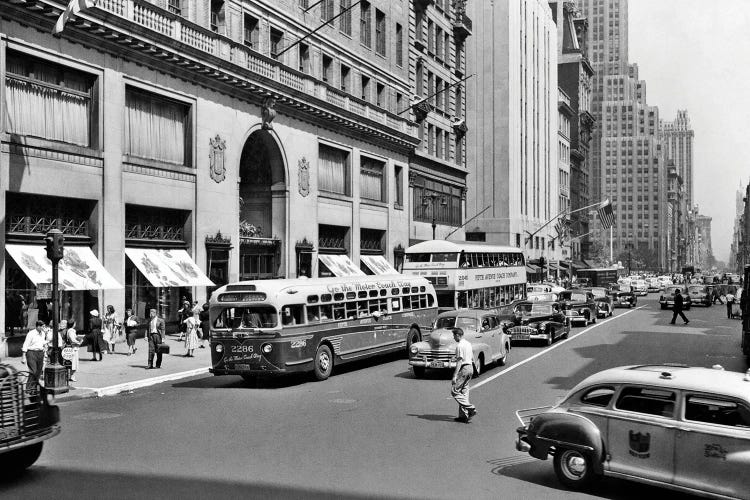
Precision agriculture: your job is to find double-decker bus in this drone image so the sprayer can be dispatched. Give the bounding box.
[402,240,527,311]
[209,275,437,381]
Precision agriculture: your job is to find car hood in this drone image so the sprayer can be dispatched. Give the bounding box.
[423,328,461,349]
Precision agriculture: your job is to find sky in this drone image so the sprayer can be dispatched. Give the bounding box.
[628,0,750,264]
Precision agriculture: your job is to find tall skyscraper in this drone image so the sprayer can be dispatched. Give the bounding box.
[662,110,695,206]
[465,0,560,267]
[577,0,667,270]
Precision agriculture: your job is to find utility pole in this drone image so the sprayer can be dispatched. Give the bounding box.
[44,229,68,394]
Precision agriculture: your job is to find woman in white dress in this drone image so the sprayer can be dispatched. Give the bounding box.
[183,310,200,357]
[102,305,121,354]
[63,320,80,382]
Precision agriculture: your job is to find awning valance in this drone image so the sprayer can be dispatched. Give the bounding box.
[318,255,365,277]
[6,244,122,290]
[526,264,540,274]
[361,255,399,275]
[125,248,214,287]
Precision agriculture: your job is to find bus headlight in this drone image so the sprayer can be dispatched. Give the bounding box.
[215,344,223,353]
[262,343,273,354]
[410,345,419,355]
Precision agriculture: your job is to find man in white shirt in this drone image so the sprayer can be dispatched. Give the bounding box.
[451,328,477,423]
[21,320,47,384]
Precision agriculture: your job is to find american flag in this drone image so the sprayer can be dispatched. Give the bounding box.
[597,199,615,229]
[554,218,570,240]
[53,0,98,35]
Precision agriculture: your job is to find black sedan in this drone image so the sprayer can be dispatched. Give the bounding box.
[608,284,637,308]
[558,290,597,326]
[501,301,570,346]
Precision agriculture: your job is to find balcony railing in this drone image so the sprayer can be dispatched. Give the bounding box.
[96,0,414,136]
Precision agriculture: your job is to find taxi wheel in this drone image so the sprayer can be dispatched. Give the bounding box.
[473,356,483,378]
[313,344,333,381]
[553,448,595,489]
[497,344,509,366]
[545,328,554,346]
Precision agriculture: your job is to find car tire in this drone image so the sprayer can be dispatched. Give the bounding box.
[497,344,509,366]
[313,344,333,381]
[473,355,483,378]
[0,442,43,473]
[545,328,554,346]
[406,327,421,358]
[553,447,596,490]
[412,366,426,379]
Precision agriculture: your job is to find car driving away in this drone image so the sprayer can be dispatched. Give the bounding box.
[687,284,712,307]
[409,309,510,378]
[515,364,750,499]
[558,290,597,326]
[660,285,692,310]
[587,287,613,318]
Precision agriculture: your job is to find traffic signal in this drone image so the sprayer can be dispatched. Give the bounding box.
[538,256,546,269]
[45,230,65,262]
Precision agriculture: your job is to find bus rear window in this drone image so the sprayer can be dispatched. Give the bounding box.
[214,306,278,329]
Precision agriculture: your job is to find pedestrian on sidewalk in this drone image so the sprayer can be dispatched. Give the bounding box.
[183,310,200,357]
[43,321,64,371]
[21,321,47,386]
[62,319,80,382]
[177,300,192,341]
[199,303,210,349]
[726,289,736,319]
[87,310,104,361]
[103,305,122,354]
[124,309,139,356]
[450,328,477,423]
[670,289,689,325]
[147,308,165,369]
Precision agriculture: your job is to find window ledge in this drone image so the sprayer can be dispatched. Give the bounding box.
[360,199,388,209]
[318,192,353,203]
[3,134,102,159]
[123,155,195,176]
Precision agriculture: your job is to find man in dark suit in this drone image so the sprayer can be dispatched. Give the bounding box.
[670,289,689,325]
[147,308,166,369]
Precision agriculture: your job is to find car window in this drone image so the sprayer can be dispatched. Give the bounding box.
[685,396,750,428]
[580,386,616,407]
[616,386,676,418]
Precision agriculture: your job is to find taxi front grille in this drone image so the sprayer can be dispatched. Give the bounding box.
[509,326,536,340]
[0,369,43,442]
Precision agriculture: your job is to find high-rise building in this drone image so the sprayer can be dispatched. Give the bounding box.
[662,110,695,207]
[695,213,713,270]
[577,0,668,270]
[409,0,471,244]
[465,0,560,272]
[667,161,686,272]
[550,1,595,264]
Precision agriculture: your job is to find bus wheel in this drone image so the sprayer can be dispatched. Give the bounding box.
[313,344,333,381]
[406,328,421,356]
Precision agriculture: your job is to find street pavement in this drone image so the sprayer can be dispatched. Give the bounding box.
[1,333,210,400]
[1,295,746,499]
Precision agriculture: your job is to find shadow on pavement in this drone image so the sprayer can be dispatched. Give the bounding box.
[406,413,455,422]
[0,467,409,500]
[489,455,701,499]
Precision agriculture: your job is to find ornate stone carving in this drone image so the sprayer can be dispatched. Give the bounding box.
[261,97,276,130]
[452,118,468,138]
[411,97,433,123]
[205,231,232,248]
[209,134,227,183]
[408,171,417,187]
[298,157,310,197]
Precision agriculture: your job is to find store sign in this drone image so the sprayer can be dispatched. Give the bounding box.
[36,283,52,300]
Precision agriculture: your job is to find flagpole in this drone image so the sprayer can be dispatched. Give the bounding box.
[610,226,613,263]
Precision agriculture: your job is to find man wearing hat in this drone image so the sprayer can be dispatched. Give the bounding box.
[21,320,47,385]
[450,328,477,423]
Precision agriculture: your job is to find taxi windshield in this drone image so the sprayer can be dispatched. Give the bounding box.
[591,289,606,298]
[560,292,587,302]
[214,306,278,329]
[435,316,478,331]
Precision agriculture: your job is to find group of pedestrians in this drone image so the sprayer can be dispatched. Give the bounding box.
[20,318,81,384]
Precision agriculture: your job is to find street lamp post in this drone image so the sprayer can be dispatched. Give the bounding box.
[44,229,69,394]
[422,193,447,240]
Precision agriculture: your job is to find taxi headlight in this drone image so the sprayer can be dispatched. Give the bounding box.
[262,343,273,354]
[215,344,223,353]
[409,345,419,355]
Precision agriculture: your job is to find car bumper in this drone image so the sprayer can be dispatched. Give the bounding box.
[409,358,457,370]
[0,425,61,454]
[563,313,586,325]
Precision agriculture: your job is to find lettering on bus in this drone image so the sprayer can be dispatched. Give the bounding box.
[224,353,262,363]
[325,279,415,294]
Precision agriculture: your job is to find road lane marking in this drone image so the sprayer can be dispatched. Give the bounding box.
[472,306,648,391]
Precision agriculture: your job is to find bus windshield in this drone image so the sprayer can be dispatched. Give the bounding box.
[214,306,278,329]
[434,315,478,331]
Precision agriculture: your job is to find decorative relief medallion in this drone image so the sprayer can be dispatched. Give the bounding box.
[261,97,276,130]
[209,135,227,183]
[298,157,310,197]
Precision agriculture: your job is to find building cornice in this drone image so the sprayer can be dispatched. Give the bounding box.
[2,0,420,152]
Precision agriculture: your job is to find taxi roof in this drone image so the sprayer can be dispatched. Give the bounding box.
[573,365,750,401]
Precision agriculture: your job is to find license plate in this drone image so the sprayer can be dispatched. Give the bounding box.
[233,364,251,370]
[429,361,445,368]
[513,334,531,340]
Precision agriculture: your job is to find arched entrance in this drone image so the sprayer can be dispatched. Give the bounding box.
[238,129,286,280]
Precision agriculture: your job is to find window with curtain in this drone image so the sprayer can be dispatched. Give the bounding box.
[5,51,94,147]
[321,0,334,24]
[395,23,403,66]
[375,9,386,56]
[360,157,385,202]
[360,1,371,47]
[412,176,462,226]
[340,0,352,35]
[394,166,404,207]
[124,87,190,166]
[319,144,350,195]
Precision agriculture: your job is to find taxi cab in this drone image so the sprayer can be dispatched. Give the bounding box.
[515,364,750,499]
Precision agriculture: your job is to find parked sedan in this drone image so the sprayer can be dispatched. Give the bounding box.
[660,285,692,310]
[608,284,637,308]
[502,301,570,346]
[558,290,597,326]
[687,284,712,307]
[409,309,510,378]
[515,364,750,499]
[586,287,613,318]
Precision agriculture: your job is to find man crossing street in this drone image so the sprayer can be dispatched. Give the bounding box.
[450,328,477,423]
[670,289,689,325]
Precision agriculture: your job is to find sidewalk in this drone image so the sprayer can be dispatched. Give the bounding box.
[2,334,211,402]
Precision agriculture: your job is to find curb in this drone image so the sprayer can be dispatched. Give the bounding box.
[55,367,210,402]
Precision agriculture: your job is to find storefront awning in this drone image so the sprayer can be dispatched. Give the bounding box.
[6,244,122,290]
[125,248,214,287]
[526,264,540,274]
[318,254,365,277]
[360,255,399,275]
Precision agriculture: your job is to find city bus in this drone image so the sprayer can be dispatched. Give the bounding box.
[402,240,527,311]
[209,275,437,381]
